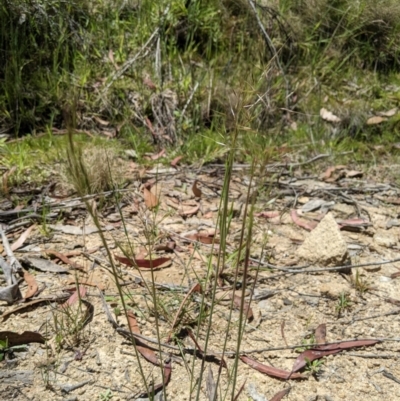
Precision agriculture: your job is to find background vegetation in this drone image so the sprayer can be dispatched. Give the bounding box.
[1,0,400,164]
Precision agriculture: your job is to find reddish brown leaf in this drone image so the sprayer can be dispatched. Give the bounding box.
[60,286,87,308]
[292,339,380,372]
[127,311,159,366]
[0,331,45,347]
[115,255,172,269]
[138,359,172,398]
[143,187,158,209]
[232,379,247,401]
[2,166,17,195]
[185,233,219,245]
[338,218,371,229]
[233,295,253,321]
[11,225,35,251]
[270,387,291,401]
[391,272,400,279]
[240,355,306,380]
[151,149,166,160]
[180,203,200,217]
[315,323,327,344]
[192,180,202,198]
[23,269,38,300]
[322,165,347,181]
[291,348,341,373]
[44,249,85,271]
[170,155,183,167]
[255,211,280,219]
[290,209,317,231]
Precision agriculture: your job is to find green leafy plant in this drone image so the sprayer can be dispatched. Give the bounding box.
[336,292,352,315]
[352,269,372,294]
[305,357,325,375]
[99,389,113,401]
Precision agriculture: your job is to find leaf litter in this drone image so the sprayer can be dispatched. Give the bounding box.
[1,155,400,400]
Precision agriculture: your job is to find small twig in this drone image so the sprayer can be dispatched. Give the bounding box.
[258,257,400,280]
[101,28,160,96]
[339,309,400,325]
[347,353,396,359]
[247,0,290,109]
[0,226,22,274]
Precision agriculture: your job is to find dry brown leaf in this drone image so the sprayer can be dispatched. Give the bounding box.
[240,355,306,380]
[137,359,172,398]
[2,166,17,195]
[11,225,35,252]
[0,331,45,347]
[315,323,327,344]
[126,311,160,365]
[171,155,183,167]
[143,187,158,209]
[379,108,397,117]
[151,149,166,160]
[270,387,291,401]
[44,249,84,271]
[320,108,341,123]
[23,269,38,300]
[291,348,341,373]
[180,203,200,217]
[292,339,379,373]
[290,209,318,231]
[60,287,87,309]
[367,116,386,125]
[192,180,202,198]
[115,255,172,269]
[185,233,219,244]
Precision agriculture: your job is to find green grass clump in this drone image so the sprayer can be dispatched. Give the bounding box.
[1,0,400,159]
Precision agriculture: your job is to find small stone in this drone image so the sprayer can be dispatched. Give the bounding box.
[297,213,348,266]
[302,295,319,307]
[374,230,396,248]
[387,219,400,229]
[319,282,350,298]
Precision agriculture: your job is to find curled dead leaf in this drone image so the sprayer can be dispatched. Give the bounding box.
[127,311,160,365]
[143,187,158,209]
[23,269,38,300]
[171,155,183,167]
[192,180,202,198]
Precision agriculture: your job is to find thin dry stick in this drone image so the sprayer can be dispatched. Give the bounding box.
[247,0,290,109]
[259,257,400,280]
[101,28,160,96]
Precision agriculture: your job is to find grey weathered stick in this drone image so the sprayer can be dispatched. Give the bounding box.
[101,27,160,96]
[0,225,23,274]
